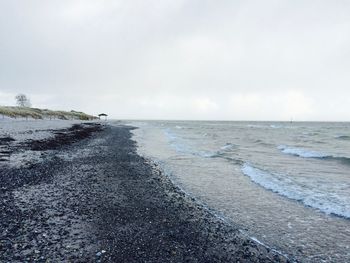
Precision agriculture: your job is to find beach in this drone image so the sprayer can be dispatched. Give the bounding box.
[0,121,289,262]
[131,121,350,263]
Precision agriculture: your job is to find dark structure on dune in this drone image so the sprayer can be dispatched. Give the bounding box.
[98,113,108,121]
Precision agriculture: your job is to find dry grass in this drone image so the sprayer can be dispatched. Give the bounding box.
[0,106,97,120]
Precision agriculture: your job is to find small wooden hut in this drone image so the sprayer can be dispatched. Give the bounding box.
[98,113,108,121]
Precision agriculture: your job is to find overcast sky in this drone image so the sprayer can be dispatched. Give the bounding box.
[1,1,350,121]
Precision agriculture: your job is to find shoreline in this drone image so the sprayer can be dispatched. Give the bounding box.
[0,123,291,262]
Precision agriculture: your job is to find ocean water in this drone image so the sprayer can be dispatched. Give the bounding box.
[129,121,350,262]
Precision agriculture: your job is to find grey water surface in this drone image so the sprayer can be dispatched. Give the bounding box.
[131,121,350,263]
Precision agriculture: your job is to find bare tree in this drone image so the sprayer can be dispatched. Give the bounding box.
[15,94,31,107]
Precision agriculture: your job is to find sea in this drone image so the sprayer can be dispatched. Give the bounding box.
[129,121,350,263]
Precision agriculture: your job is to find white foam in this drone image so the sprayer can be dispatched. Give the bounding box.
[220,143,235,151]
[164,128,189,154]
[277,145,330,158]
[241,163,350,218]
[164,128,217,158]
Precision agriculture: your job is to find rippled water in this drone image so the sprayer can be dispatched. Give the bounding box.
[129,121,350,262]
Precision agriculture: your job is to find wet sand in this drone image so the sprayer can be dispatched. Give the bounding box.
[0,123,291,262]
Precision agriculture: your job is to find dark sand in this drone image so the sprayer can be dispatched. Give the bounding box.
[0,123,293,262]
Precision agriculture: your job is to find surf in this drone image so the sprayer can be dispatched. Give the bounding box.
[241,163,350,219]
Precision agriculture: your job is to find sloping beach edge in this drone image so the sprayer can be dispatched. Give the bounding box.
[0,122,293,262]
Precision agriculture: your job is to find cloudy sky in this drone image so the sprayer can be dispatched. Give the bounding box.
[1,1,350,121]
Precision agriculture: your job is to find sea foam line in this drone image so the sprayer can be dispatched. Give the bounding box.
[164,128,235,159]
[241,163,350,219]
[277,145,330,158]
[277,145,350,165]
[145,157,293,261]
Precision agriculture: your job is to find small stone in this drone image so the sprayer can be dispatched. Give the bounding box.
[96,252,102,257]
[22,249,31,257]
[101,250,106,254]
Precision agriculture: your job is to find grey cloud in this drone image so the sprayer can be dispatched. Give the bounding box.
[0,0,350,120]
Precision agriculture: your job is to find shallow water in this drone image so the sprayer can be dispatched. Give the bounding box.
[129,121,350,262]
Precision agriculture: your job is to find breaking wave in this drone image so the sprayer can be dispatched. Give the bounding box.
[164,129,220,158]
[220,143,235,151]
[278,145,330,158]
[277,145,350,165]
[278,145,350,164]
[241,163,350,218]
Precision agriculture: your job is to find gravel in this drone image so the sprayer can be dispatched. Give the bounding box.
[0,123,293,262]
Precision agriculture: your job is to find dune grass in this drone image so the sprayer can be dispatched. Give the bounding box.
[0,106,97,120]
